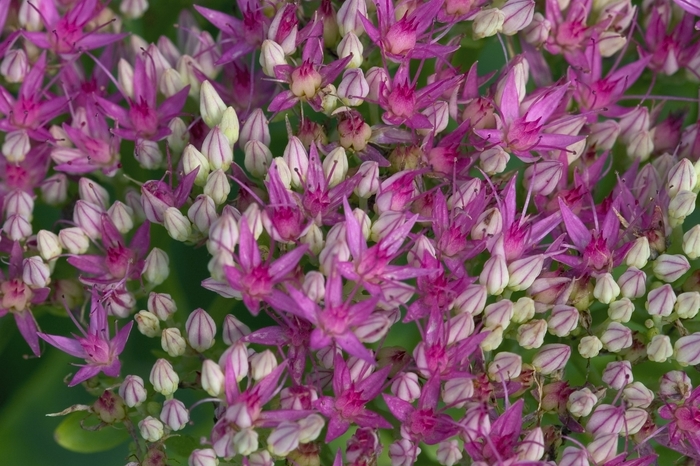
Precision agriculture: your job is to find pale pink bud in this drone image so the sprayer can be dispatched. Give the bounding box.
[675,332,700,366]
[646,284,676,317]
[268,421,301,456]
[148,292,176,321]
[4,190,33,219]
[37,230,61,261]
[600,322,633,353]
[618,267,646,299]
[244,140,273,178]
[676,291,700,319]
[323,146,349,188]
[447,312,475,344]
[512,296,536,323]
[120,0,148,18]
[2,130,30,163]
[188,195,218,233]
[202,127,233,172]
[104,288,136,318]
[627,130,654,161]
[167,117,189,154]
[463,405,491,441]
[1,49,28,83]
[669,191,697,223]
[608,298,634,323]
[199,81,226,128]
[516,319,547,349]
[266,157,293,190]
[480,254,509,295]
[207,209,239,255]
[653,254,690,282]
[222,315,250,345]
[598,31,626,57]
[219,342,249,382]
[18,0,42,31]
[473,8,505,39]
[522,12,550,46]
[182,144,211,186]
[249,350,277,381]
[135,311,160,338]
[283,136,309,189]
[567,388,597,417]
[532,343,571,374]
[593,273,620,304]
[578,335,603,358]
[488,351,522,382]
[660,370,692,399]
[248,451,273,466]
[587,433,618,463]
[22,256,49,288]
[73,200,102,239]
[683,224,700,259]
[59,227,90,254]
[479,146,510,175]
[232,428,258,456]
[389,439,421,466]
[189,449,218,466]
[471,208,503,241]
[164,207,192,242]
[160,68,186,97]
[588,120,620,150]
[161,327,186,357]
[667,158,697,198]
[523,161,562,196]
[120,375,147,408]
[547,304,579,337]
[134,139,163,169]
[150,358,179,396]
[161,398,189,431]
[204,169,231,205]
[619,107,650,143]
[201,359,225,397]
[646,334,672,363]
[623,408,647,435]
[483,300,514,330]
[365,67,389,102]
[419,101,450,136]
[338,32,364,69]
[3,214,30,241]
[623,382,654,408]
[239,108,270,148]
[337,0,367,37]
[354,161,380,198]
[602,360,633,390]
[139,416,164,442]
[453,284,488,315]
[355,312,391,343]
[118,58,134,99]
[260,40,286,77]
[41,174,68,205]
[108,201,134,234]
[242,205,264,240]
[448,179,482,210]
[125,189,146,222]
[501,0,535,35]
[442,378,474,408]
[391,372,421,402]
[437,440,463,466]
[559,447,589,466]
[280,385,319,411]
[186,308,216,352]
[144,247,170,285]
[517,427,544,461]
[319,239,350,275]
[587,404,624,436]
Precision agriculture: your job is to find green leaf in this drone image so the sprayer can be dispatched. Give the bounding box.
[54,413,129,453]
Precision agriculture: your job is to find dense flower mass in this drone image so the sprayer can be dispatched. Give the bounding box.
[3,0,700,464]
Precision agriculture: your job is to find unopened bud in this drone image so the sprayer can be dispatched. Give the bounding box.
[488,351,522,382]
[119,375,147,407]
[516,319,547,349]
[337,69,369,107]
[37,230,62,261]
[532,344,571,374]
[623,382,654,408]
[588,120,620,150]
[618,267,646,299]
[139,416,164,442]
[547,304,579,337]
[523,12,551,46]
[239,108,271,148]
[500,0,535,35]
[479,147,510,175]
[202,126,233,172]
[134,139,163,170]
[161,327,186,357]
[150,358,179,396]
[144,247,170,285]
[480,254,509,295]
[188,195,218,233]
[683,224,700,259]
[148,292,176,321]
[260,40,286,77]
[593,273,620,304]
[512,296,536,323]
[523,161,562,196]
[160,68,185,97]
[135,311,160,337]
[675,332,700,366]
[647,334,673,363]
[2,130,30,163]
[222,315,250,345]
[473,8,505,39]
[483,300,514,330]
[578,335,603,358]
[323,146,349,188]
[667,158,697,198]
[354,161,380,198]
[186,308,216,352]
[189,449,218,466]
[567,388,597,417]
[646,283,677,317]
[337,32,363,69]
[201,359,225,397]
[204,169,231,205]
[164,207,192,242]
[625,237,650,269]
[200,81,226,128]
[167,117,189,154]
[453,284,488,315]
[608,298,634,323]
[107,202,134,234]
[600,322,633,352]
[602,360,633,390]
[337,0,367,37]
[118,59,134,99]
[182,145,211,186]
[669,191,697,223]
[161,398,189,431]
[250,350,278,381]
[437,439,463,466]
[41,174,68,205]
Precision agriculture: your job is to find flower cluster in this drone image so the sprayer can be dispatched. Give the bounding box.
[2,0,700,465]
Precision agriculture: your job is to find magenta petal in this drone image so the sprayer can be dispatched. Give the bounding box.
[159,86,190,120]
[325,416,351,442]
[268,245,308,280]
[382,394,414,422]
[335,331,374,363]
[102,359,122,378]
[354,409,392,430]
[268,90,298,113]
[112,321,133,355]
[15,311,41,357]
[343,197,365,259]
[68,364,102,387]
[38,332,86,359]
[558,198,592,251]
[67,255,109,275]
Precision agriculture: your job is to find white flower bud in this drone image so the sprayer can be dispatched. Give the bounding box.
[250,350,278,381]
[59,227,91,254]
[625,237,650,269]
[204,169,231,205]
[200,81,227,128]
[593,273,620,304]
[683,224,700,259]
[676,292,700,319]
[164,207,193,242]
[144,247,170,285]
[260,40,286,77]
[337,32,363,69]
[135,311,161,338]
[323,146,349,188]
[647,334,673,363]
[161,327,186,357]
[37,230,62,261]
[182,144,211,187]
[139,416,164,442]
[473,8,505,39]
[201,359,225,397]
[608,298,634,323]
[578,335,603,358]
